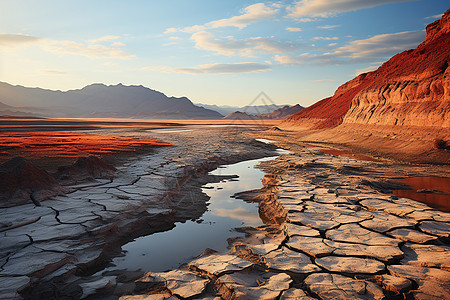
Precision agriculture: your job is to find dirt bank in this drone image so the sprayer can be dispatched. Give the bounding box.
[262,125,450,165]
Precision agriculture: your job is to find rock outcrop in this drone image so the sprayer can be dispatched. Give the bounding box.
[259,104,304,119]
[223,111,255,120]
[283,9,450,130]
[56,155,117,184]
[0,157,66,207]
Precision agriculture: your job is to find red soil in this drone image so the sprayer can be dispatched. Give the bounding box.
[0,131,172,165]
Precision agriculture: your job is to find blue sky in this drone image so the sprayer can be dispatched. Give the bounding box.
[0,0,448,107]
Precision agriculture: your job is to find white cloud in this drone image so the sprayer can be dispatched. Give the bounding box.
[286,27,302,32]
[191,31,305,57]
[274,53,309,65]
[45,40,135,59]
[111,41,125,47]
[296,17,318,22]
[275,30,425,65]
[179,25,207,33]
[335,30,424,59]
[164,3,279,34]
[287,0,413,19]
[143,62,271,74]
[312,36,339,40]
[317,25,341,29]
[354,65,380,76]
[164,28,178,34]
[0,33,42,47]
[208,3,279,29]
[1,33,134,59]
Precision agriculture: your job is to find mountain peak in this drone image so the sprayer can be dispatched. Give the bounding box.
[0,81,223,119]
[424,8,450,45]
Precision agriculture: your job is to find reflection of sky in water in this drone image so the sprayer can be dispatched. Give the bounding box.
[255,138,274,144]
[108,156,277,272]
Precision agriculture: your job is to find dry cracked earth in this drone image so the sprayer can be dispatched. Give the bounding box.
[1,127,449,300]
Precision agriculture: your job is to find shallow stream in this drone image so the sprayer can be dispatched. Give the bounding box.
[107,147,287,272]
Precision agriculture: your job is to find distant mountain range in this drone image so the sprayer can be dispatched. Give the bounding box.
[0,82,222,119]
[195,103,289,116]
[224,104,303,120]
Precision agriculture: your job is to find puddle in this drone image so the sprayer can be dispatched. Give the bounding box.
[392,176,450,212]
[256,139,290,155]
[255,138,275,144]
[300,143,380,162]
[107,155,280,272]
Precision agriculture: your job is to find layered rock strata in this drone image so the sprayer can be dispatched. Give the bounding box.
[283,9,450,130]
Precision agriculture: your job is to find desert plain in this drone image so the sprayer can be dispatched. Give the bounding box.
[0,116,449,300]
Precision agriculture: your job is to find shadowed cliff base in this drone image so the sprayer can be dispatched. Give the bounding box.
[272,125,449,165]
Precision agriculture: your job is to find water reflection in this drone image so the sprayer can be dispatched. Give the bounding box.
[108,156,276,272]
[392,176,450,212]
[213,206,262,226]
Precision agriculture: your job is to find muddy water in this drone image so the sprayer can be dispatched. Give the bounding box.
[108,154,281,272]
[393,176,450,212]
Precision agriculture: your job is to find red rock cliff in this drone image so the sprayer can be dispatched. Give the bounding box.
[283,8,450,129]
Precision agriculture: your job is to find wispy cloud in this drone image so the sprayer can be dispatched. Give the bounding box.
[425,14,443,20]
[40,70,69,75]
[1,33,134,59]
[354,65,380,76]
[312,36,339,40]
[164,28,178,34]
[275,30,425,65]
[208,3,280,29]
[45,40,135,59]
[286,27,302,32]
[165,3,280,34]
[0,33,42,47]
[287,0,413,19]
[317,25,341,29]
[191,31,306,57]
[143,62,271,74]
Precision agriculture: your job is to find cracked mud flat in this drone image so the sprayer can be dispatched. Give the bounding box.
[1,126,450,299]
[0,126,277,299]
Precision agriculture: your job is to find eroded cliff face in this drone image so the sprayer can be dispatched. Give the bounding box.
[283,9,450,130]
[343,10,450,128]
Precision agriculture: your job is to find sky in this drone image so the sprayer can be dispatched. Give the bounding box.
[0,0,448,107]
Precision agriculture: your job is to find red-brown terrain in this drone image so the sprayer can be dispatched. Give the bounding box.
[281,9,450,163]
[0,131,172,171]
